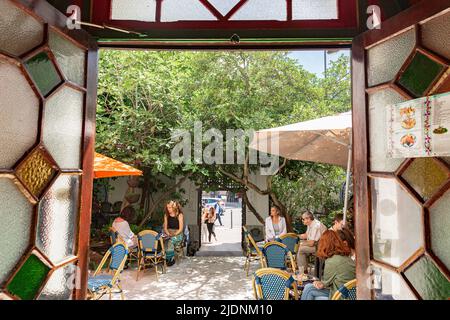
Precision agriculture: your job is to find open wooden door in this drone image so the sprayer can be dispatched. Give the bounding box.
[352,0,450,300]
[0,0,97,300]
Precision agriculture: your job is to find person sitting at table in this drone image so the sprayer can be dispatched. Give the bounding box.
[297,211,327,272]
[329,214,344,232]
[162,200,185,266]
[300,230,355,300]
[265,206,287,242]
[337,226,356,260]
[112,214,138,249]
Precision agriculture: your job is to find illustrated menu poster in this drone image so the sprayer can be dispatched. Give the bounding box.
[387,92,450,159]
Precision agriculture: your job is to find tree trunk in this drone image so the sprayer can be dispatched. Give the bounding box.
[243,191,265,225]
[218,157,289,230]
[138,173,192,227]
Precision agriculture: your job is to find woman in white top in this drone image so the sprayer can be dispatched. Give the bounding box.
[265,206,287,242]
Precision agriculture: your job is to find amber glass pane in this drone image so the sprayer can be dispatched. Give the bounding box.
[25,52,62,97]
[7,254,50,300]
[0,61,39,169]
[430,189,450,271]
[0,178,33,284]
[16,149,57,198]
[368,89,406,172]
[36,175,80,265]
[404,255,450,300]
[421,11,450,60]
[397,52,445,98]
[371,177,424,268]
[367,29,416,87]
[371,265,416,300]
[401,158,448,202]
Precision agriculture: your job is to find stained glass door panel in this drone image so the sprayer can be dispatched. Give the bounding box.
[353,1,450,300]
[0,0,96,300]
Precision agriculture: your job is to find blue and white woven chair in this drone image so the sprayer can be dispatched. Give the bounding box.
[262,241,297,274]
[136,230,166,281]
[87,242,128,300]
[108,227,119,245]
[242,226,265,276]
[252,268,299,300]
[109,227,139,265]
[278,233,300,270]
[331,279,357,300]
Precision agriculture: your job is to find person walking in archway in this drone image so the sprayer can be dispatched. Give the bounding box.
[214,201,224,226]
[206,206,218,242]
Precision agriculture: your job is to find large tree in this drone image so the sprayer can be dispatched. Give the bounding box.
[96,50,351,227]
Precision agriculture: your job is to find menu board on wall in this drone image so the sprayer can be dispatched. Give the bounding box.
[387,92,450,159]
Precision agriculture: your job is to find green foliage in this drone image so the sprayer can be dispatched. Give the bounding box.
[96,50,351,222]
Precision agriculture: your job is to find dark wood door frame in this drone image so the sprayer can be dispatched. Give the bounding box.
[352,0,450,300]
[197,189,246,249]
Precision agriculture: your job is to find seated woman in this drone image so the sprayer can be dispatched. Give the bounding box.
[300,230,355,300]
[265,206,287,242]
[337,227,356,260]
[112,214,138,249]
[163,200,184,266]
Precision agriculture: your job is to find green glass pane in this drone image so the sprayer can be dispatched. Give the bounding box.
[25,52,62,97]
[7,254,50,300]
[401,158,448,202]
[404,255,450,300]
[398,52,445,98]
[430,189,450,271]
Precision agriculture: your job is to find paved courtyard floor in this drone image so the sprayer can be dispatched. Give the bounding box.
[197,208,243,257]
[105,256,255,300]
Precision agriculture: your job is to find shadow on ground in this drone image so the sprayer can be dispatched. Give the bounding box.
[105,256,256,300]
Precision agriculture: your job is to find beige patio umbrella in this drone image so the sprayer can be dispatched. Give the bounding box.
[249,112,352,224]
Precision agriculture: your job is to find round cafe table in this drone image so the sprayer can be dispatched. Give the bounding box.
[291,273,318,298]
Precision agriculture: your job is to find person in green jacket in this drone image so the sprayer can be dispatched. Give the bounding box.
[300,230,355,300]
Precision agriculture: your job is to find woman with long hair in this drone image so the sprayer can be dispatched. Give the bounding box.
[265,205,287,242]
[206,206,217,242]
[300,230,355,300]
[201,207,209,243]
[337,226,356,260]
[163,200,184,265]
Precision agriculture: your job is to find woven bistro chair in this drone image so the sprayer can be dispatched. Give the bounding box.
[108,227,119,245]
[262,241,297,274]
[136,230,167,281]
[109,227,139,266]
[278,233,300,270]
[87,243,128,300]
[331,279,357,300]
[242,226,265,276]
[252,268,299,300]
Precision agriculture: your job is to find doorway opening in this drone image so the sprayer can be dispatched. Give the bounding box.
[197,190,244,256]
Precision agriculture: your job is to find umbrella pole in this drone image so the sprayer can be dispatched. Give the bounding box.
[343,144,352,226]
